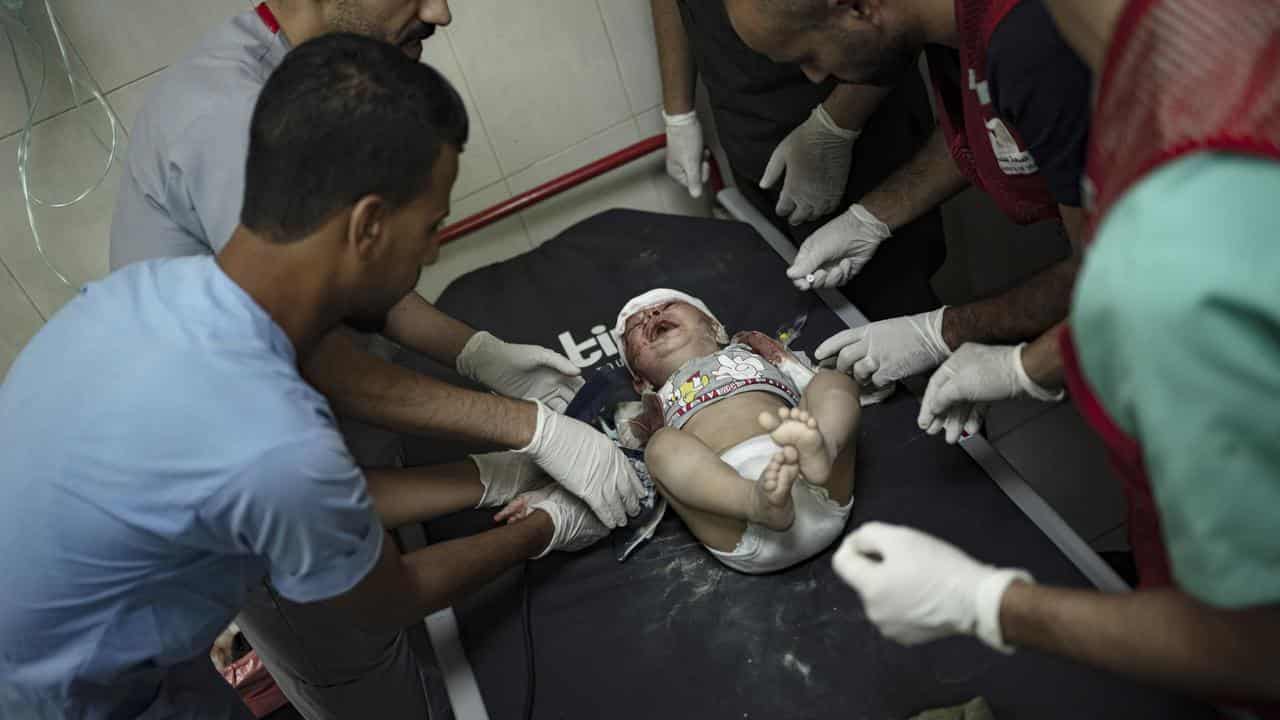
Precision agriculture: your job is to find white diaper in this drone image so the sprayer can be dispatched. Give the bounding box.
[706,434,853,574]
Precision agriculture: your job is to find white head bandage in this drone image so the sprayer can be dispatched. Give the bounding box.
[614,289,729,377]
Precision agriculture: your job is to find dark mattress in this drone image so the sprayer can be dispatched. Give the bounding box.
[403,210,1210,720]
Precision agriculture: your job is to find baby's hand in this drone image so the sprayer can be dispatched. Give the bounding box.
[615,395,664,449]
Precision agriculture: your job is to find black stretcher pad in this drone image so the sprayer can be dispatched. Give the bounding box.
[405,210,1211,720]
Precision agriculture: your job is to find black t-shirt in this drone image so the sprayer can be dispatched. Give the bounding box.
[676,0,835,183]
[985,0,1092,207]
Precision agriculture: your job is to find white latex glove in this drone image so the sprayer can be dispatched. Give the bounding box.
[516,400,644,528]
[761,104,860,226]
[495,484,609,558]
[786,204,891,290]
[471,451,550,508]
[456,331,585,413]
[814,308,951,386]
[833,522,1032,652]
[918,343,1065,444]
[663,109,710,199]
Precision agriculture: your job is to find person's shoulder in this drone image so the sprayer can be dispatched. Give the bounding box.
[986,1,1082,80]
[1078,154,1280,385]
[32,258,185,339]
[127,260,333,440]
[134,11,273,145]
[1106,154,1280,304]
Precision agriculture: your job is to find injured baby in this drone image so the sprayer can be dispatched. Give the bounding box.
[612,289,859,574]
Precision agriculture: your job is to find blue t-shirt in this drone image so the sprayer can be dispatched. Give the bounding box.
[0,257,382,718]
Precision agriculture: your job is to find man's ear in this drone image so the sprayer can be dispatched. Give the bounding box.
[347,194,389,260]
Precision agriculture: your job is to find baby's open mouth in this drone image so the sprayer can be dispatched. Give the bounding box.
[647,319,677,342]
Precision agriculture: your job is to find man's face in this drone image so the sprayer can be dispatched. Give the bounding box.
[346,144,458,333]
[326,0,452,60]
[623,302,721,387]
[725,0,920,87]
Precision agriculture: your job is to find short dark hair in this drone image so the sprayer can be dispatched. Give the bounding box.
[241,33,468,242]
[725,0,825,30]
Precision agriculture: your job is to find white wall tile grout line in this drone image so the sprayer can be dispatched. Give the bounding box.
[592,0,643,118]
[437,29,511,184]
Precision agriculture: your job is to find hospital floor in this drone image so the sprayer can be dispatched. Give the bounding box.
[934,189,1130,560]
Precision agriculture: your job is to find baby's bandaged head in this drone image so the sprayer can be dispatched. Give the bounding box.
[614,289,729,377]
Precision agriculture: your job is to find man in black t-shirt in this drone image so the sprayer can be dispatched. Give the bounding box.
[652,0,945,322]
[725,0,1093,441]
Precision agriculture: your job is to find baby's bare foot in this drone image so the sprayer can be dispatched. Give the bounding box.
[750,450,798,531]
[758,408,831,486]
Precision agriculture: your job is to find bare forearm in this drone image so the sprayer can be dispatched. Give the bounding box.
[860,126,969,230]
[1019,322,1065,389]
[365,462,482,528]
[383,292,476,367]
[303,329,537,447]
[941,253,1080,349]
[821,83,890,132]
[1002,582,1280,701]
[346,516,553,632]
[399,513,553,618]
[652,0,696,113]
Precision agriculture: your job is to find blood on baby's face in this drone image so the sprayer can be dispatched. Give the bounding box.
[623,301,721,386]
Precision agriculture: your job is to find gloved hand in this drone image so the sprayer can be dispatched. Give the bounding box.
[833,522,1032,652]
[516,400,644,528]
[494,484,609,558]
[920,402,985,446]
[471,451,550,508]
[456,331,585,413]
[663,109,710,199]
[786,204,891,290]
[761,104,860,226]
[815,308,950,386]
[918,343,1065,444]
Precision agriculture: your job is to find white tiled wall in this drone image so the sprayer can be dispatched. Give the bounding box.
[0,1,710,376]
[415,0,711,301]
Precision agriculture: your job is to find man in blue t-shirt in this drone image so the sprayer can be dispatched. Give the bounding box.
[0,35,605,719]
[110,4,645,716]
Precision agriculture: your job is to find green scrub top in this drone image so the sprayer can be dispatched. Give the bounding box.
[1073,152,1280,608]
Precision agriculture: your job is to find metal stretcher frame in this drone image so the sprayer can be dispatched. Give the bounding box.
[422,135,1128,720]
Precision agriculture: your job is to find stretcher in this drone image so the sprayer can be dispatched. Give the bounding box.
[397,137,1213,720]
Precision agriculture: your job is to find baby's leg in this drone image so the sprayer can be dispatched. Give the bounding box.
[803,370,860,505]
[645,427,799,534]
[798,369,860,459]
[757,370,860,486]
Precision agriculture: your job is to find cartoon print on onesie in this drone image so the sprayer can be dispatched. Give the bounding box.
[713,352,766,382]
[662,373,712,406]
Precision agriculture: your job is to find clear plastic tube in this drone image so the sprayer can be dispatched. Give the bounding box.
[2,0,125,288]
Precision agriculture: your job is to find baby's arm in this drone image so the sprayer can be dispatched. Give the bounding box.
[614,392,665,449]
[733,330,816,392]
